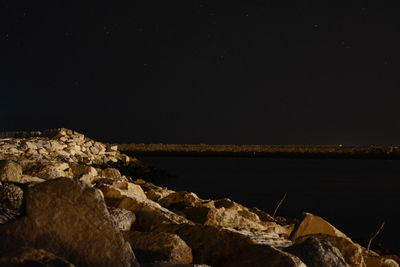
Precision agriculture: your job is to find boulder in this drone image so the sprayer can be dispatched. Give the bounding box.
[285,236,349,267]
[154,224,305,267]
[363,250,400,267]
[101,185,190,231]
[0,183,23,210]
[159,191,203,209]
[30,162,71,180]
[108,206,136,231]
[123,231,192,264]
[364,255,399,267]
[0,247,74,266]
[146,188,174,202]
[297,233,366,267]
[290,212,350,241]
[0,178,139,267]
[69,163,98,178]
[0,160,23,183]
[99,168,122,179]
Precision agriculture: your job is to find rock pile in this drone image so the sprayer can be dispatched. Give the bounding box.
[0,128,398,267]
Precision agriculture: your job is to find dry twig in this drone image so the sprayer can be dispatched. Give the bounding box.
[272,192,287,218]
[367,221,385,251]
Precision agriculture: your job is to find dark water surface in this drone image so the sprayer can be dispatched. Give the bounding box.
[139,156,400,251]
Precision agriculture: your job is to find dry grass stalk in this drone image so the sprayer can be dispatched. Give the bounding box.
[272,192,287,218]
[367,221,385,251]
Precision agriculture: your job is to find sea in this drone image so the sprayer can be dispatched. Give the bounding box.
[138,156,400,252]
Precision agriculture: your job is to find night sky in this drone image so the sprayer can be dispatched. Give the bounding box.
[2,1,400,145]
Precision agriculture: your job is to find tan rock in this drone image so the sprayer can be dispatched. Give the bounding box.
[123,231,193,264]
[159,191,203,209]
[0,160,23,183]
[290,212,350,241]
[101,185,190,231]
[0,178,139,266]
[69,163,98,178]
[19,175,46,184]
[127,182,147,199]
[364,255,399,267]
[99,168,122,179]
[30,162,70,180]
[0,247,75,266]
[155,224,305,267]
[146,188,174,202]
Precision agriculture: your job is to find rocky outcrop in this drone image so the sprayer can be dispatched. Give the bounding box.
[0,178,139,266]
[1,128,398,267]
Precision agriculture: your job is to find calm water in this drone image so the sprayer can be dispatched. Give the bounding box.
[139,156,400,251]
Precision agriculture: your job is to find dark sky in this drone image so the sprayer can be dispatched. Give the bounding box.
[1,1,400,144]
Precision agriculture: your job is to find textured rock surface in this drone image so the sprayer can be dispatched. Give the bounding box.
[153,223,305,267]
[297,234,366,267]
[290,212,350,241]
[108,206,136,231]
[0,247,75,266]
[0,178,138,267]
[0,183,23,210]
[0,160,22,183]
[285,236,349,267]
[101,185,190,231]
[123,231,193,264]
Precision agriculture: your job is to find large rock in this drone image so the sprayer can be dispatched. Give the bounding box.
[285,236,349,267]
[0,160,22,183]
[30,162,71,180]
[0,183,23,210]
[297,234,366,267]
[69,163,97,178]
[0,247,74,266]
[108,206,136,231]
[154,224,305,267]
[363,250,399,267]
[123,231,193,264]
[100,185,190,231]
[0,178,139,267]
[290,212,350,241]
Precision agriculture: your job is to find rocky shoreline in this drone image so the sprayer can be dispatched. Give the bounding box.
[0,128,398,267]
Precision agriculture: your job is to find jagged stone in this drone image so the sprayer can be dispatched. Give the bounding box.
[0,178,139,267]
[146,188,174,202]
[98,168,122,179]
[290,212,350,241]
[363,250,399,267]
[30,162,71,180]
[285,236,349,267]
[0,160,23,183]
[123,231,193,264]
[108,206,136,231]
[159,191,203,209]
[0,247,74,266]
[153,223,305,267]
[0,182,23,210]
[69,163,98,178]
[100,185,190,231]
[297,233,366,267]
